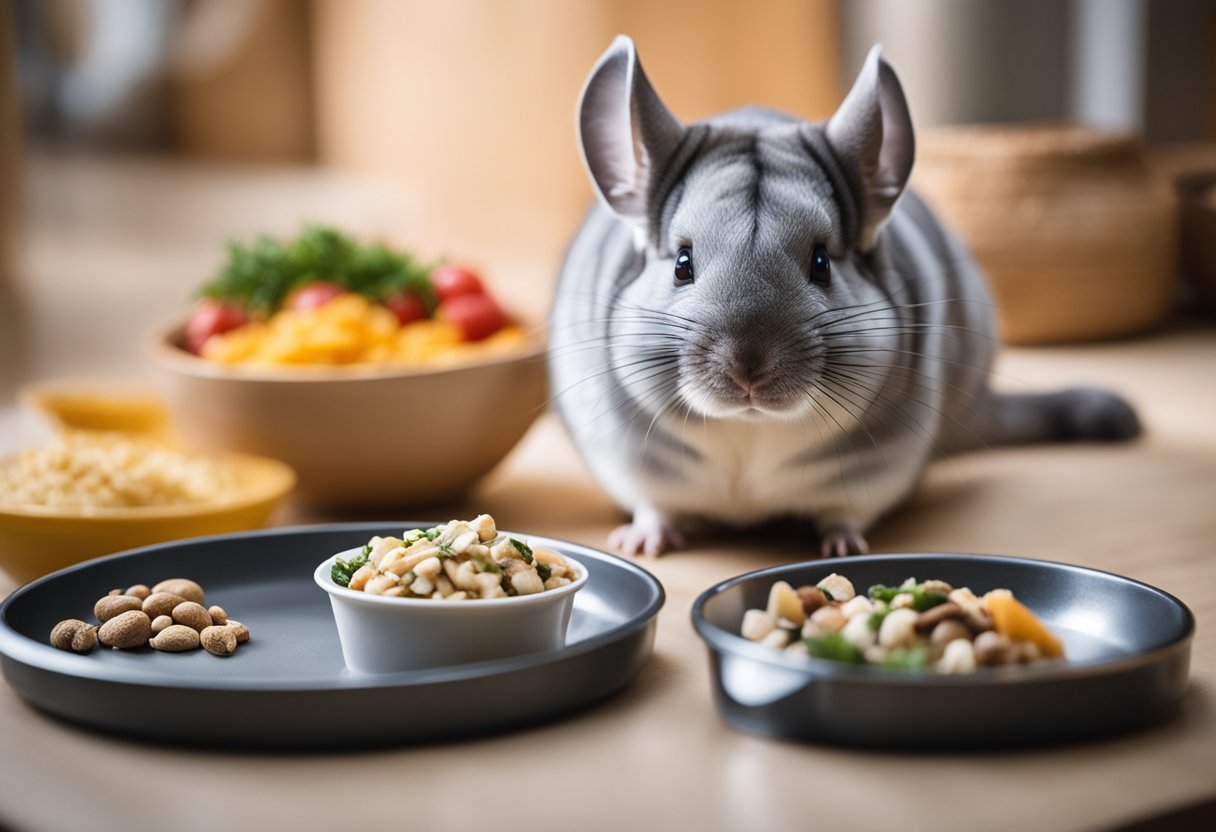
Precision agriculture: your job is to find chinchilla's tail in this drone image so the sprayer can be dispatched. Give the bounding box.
[953,387,1142,452]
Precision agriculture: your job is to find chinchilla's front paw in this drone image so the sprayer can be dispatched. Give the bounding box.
[608,504,685,558]
[820,525,869,558]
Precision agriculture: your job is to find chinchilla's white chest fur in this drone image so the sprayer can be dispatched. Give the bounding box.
[624,413,919,528]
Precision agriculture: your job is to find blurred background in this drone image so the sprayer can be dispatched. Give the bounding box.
[1,0,1215,406]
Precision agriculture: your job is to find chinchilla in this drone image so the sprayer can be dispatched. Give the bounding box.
[549,36,1140,557]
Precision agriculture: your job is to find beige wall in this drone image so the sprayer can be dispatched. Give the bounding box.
[170,0,314,163]
[311,0,841,296]
[1,0,24,399]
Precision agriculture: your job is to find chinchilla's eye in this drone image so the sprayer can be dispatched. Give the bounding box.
[674,247,694,286]
[810,244,831,284]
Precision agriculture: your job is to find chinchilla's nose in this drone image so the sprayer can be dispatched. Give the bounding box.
[727,346,772,395]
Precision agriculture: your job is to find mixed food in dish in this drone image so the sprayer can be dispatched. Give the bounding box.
[740,573,1065,673]
[0,432,236,510]
[184,226,526,366]
[332,515,577,600]
[50,577,250,657]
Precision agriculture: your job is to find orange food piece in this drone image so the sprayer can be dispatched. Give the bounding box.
[988,594,1065,658]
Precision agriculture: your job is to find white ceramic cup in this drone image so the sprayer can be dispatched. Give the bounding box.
[314,547,589,674]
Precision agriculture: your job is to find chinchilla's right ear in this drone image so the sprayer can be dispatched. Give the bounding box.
[578,35,684,227]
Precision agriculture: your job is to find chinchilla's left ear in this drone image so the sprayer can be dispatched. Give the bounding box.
[578,35,685,227]
[825,45,915,250]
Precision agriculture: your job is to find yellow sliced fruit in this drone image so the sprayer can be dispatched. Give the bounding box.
[987,594,1065,658]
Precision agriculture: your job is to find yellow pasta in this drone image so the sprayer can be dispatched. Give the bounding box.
[202,294,526,368]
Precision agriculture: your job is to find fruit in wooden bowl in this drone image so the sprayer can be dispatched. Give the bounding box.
[150,227,547,508]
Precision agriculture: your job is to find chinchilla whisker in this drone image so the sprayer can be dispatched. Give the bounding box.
[548,317,696,339]
[817,373,950,458]
[805,385,868,510]
[819,317,998,344]
[798,297,893,329]
[638,391,687,462]
[824,359,994,419]
[818,321,992,342]
[559,291,705,328]
[825,362,992,411]
[574,365,682,440]
[546,337,684,360]
[544,353,679,410]
[822,369,993,453]
[825,348,1022,389]
[811,380,896,490]
[826,349,998,379]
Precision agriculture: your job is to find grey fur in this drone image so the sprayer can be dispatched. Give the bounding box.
[549,37,1140,557]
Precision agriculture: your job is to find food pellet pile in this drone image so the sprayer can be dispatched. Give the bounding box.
[0,433,236,510]
[741,573,1065,673]
[50,577,250,657]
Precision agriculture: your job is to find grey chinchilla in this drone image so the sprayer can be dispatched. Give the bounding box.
[549,36,1140,557]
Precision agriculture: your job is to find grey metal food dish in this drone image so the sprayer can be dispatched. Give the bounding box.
[0,523,664,748]
[692,554,1193,750]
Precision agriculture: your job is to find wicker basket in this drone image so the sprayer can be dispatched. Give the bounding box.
[913,125,1178,344]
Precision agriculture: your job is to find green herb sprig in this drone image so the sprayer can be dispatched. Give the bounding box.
[332,544,372,587]
[197,225,435,314]
[509,538,533,564]
[803,632,865,664]
[867,583,948,612]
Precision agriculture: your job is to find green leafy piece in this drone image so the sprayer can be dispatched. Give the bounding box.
[868,584,904,603]
[401,529,426,546]
[867,583,949,612]
[536,562,552,582]
[196,225,436,314]
[820,588,834,602]
[509,538,533,564]
[472,555,502,574]
[803,632,865,664]
[437,543,455,560]
[331,562,353,587]
[913,592,949,612]
[882,645,930,671]
[868,608,890,632]
[423,527,443,541]
[331,547,371,588]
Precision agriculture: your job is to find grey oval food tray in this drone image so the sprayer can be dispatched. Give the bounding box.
[0,523,664,749]
[693,554,1194,750]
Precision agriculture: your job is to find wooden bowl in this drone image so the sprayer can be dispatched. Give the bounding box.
[150,326,548,509]
[913,125,1178,344]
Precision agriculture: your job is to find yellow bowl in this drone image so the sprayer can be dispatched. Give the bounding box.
[150,322,549,509]
[0,452,296,584]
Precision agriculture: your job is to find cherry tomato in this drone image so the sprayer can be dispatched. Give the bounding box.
[429,265,484,302]
[185,299,249,354]
[384,290,427,325]
[285,281,346,312]
[441,293,508,342]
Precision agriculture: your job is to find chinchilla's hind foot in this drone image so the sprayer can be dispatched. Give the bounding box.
[988,387,1142,446]
[608,503,686,558]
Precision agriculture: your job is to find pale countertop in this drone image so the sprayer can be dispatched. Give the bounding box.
[1,154,1216,832]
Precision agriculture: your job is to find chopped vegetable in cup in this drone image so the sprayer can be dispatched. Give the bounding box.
[741,573,1065,673]
[332,515,574,600]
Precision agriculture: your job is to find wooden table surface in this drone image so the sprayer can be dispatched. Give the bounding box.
[1,155,1215,832]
